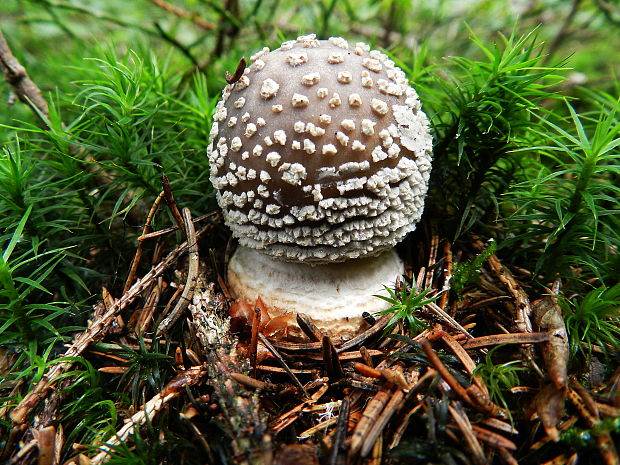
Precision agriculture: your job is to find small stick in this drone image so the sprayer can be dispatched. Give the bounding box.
[297,417,339,439]
[135,281,163,334]
[541,453,578,465]
[0,30,49,125]
[461,295,511,311]
[147,0,215,29]
[361,388,406,457]
[567,386,619,465]
[425,226,439,289]
[138,212,218,241]
[377,368,411,392]
[368,434,383,465]
[441,332,476,375]
[339,314,392,352]
[485,250,533,333]
[161,175,185,232]
[328,397,350,465]
[225,57,247,84]
[426,301,473,338]
[259,333,310,399]
[10,224,210,425]
[123,191,165,294]
[90,366,206,465]
[481,418,518,435]
[461,332,550,349]
[497,448,520,465]
[448,403,487,465]
[387,403,423,450]
[270,403,306,434]
[297,313,323,342]
[338,379,380,392]
[269,314,393,353]
[157,208,199,335]
[470,424,517,451]
[32,425,56,465]
[439,240,453,309]
[250,306,261,377]
[354,362,382,379]
[349,382,394,458]
[467,379,503,418]
[300,349,383,362]
[230,373,279,392]
[158,284,184,322]
[256,365,314,375]
[419,338,473,405]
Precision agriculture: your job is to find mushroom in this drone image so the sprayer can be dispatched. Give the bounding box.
[208,34,432,340]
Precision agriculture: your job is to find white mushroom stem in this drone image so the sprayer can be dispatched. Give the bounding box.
[227,245,404,340]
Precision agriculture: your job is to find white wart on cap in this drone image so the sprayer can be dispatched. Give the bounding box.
[208,34,432,263]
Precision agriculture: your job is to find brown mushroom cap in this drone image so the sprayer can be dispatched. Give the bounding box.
[208,34,432,263]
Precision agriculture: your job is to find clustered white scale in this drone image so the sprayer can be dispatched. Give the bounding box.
[208,34,433,264]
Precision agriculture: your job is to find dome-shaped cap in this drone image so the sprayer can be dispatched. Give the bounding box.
[208,34,432,263]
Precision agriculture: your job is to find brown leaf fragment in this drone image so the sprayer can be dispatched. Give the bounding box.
[297,313,323,342]
[11,224,210,425]
[470,424,517,450]
[275,444,319,465]
[368,434,383,465]
[32,426,56,465]
[442,332,476,375]
[349,382,393,458]
[448,403,488,465]
[419,338,474,405]
[541,453,579,465]
[534,384,565,442]
[567,384,620,465]
[480,417,518,435]
[485,251,533,333]
[461,332,550,349]
[466,382,503,417]
[323,335,344,380]
[497,447,519,465]
[377,368,411,392]
[360,388,406,457]
[359,346,374,367]
[97,367,128,374]
[532,297,569,389]
[230,373,279,392]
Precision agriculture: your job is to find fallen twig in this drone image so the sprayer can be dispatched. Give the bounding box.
[484,247,533,333]
[90,366,206,465]
[360,387,405,457]
[259,333,310,399]
[461,332,550,349]
[419,338,473,405]
[449,403,487,465]
[10,224,210,425]
[147,0,215,29]
[349,381,394,458]
[0,30,49,126]
[157,208,199,335]
[328,396,350,465]
[123,191,165,294]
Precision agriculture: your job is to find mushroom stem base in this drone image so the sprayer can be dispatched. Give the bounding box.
[227,246,404,340]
